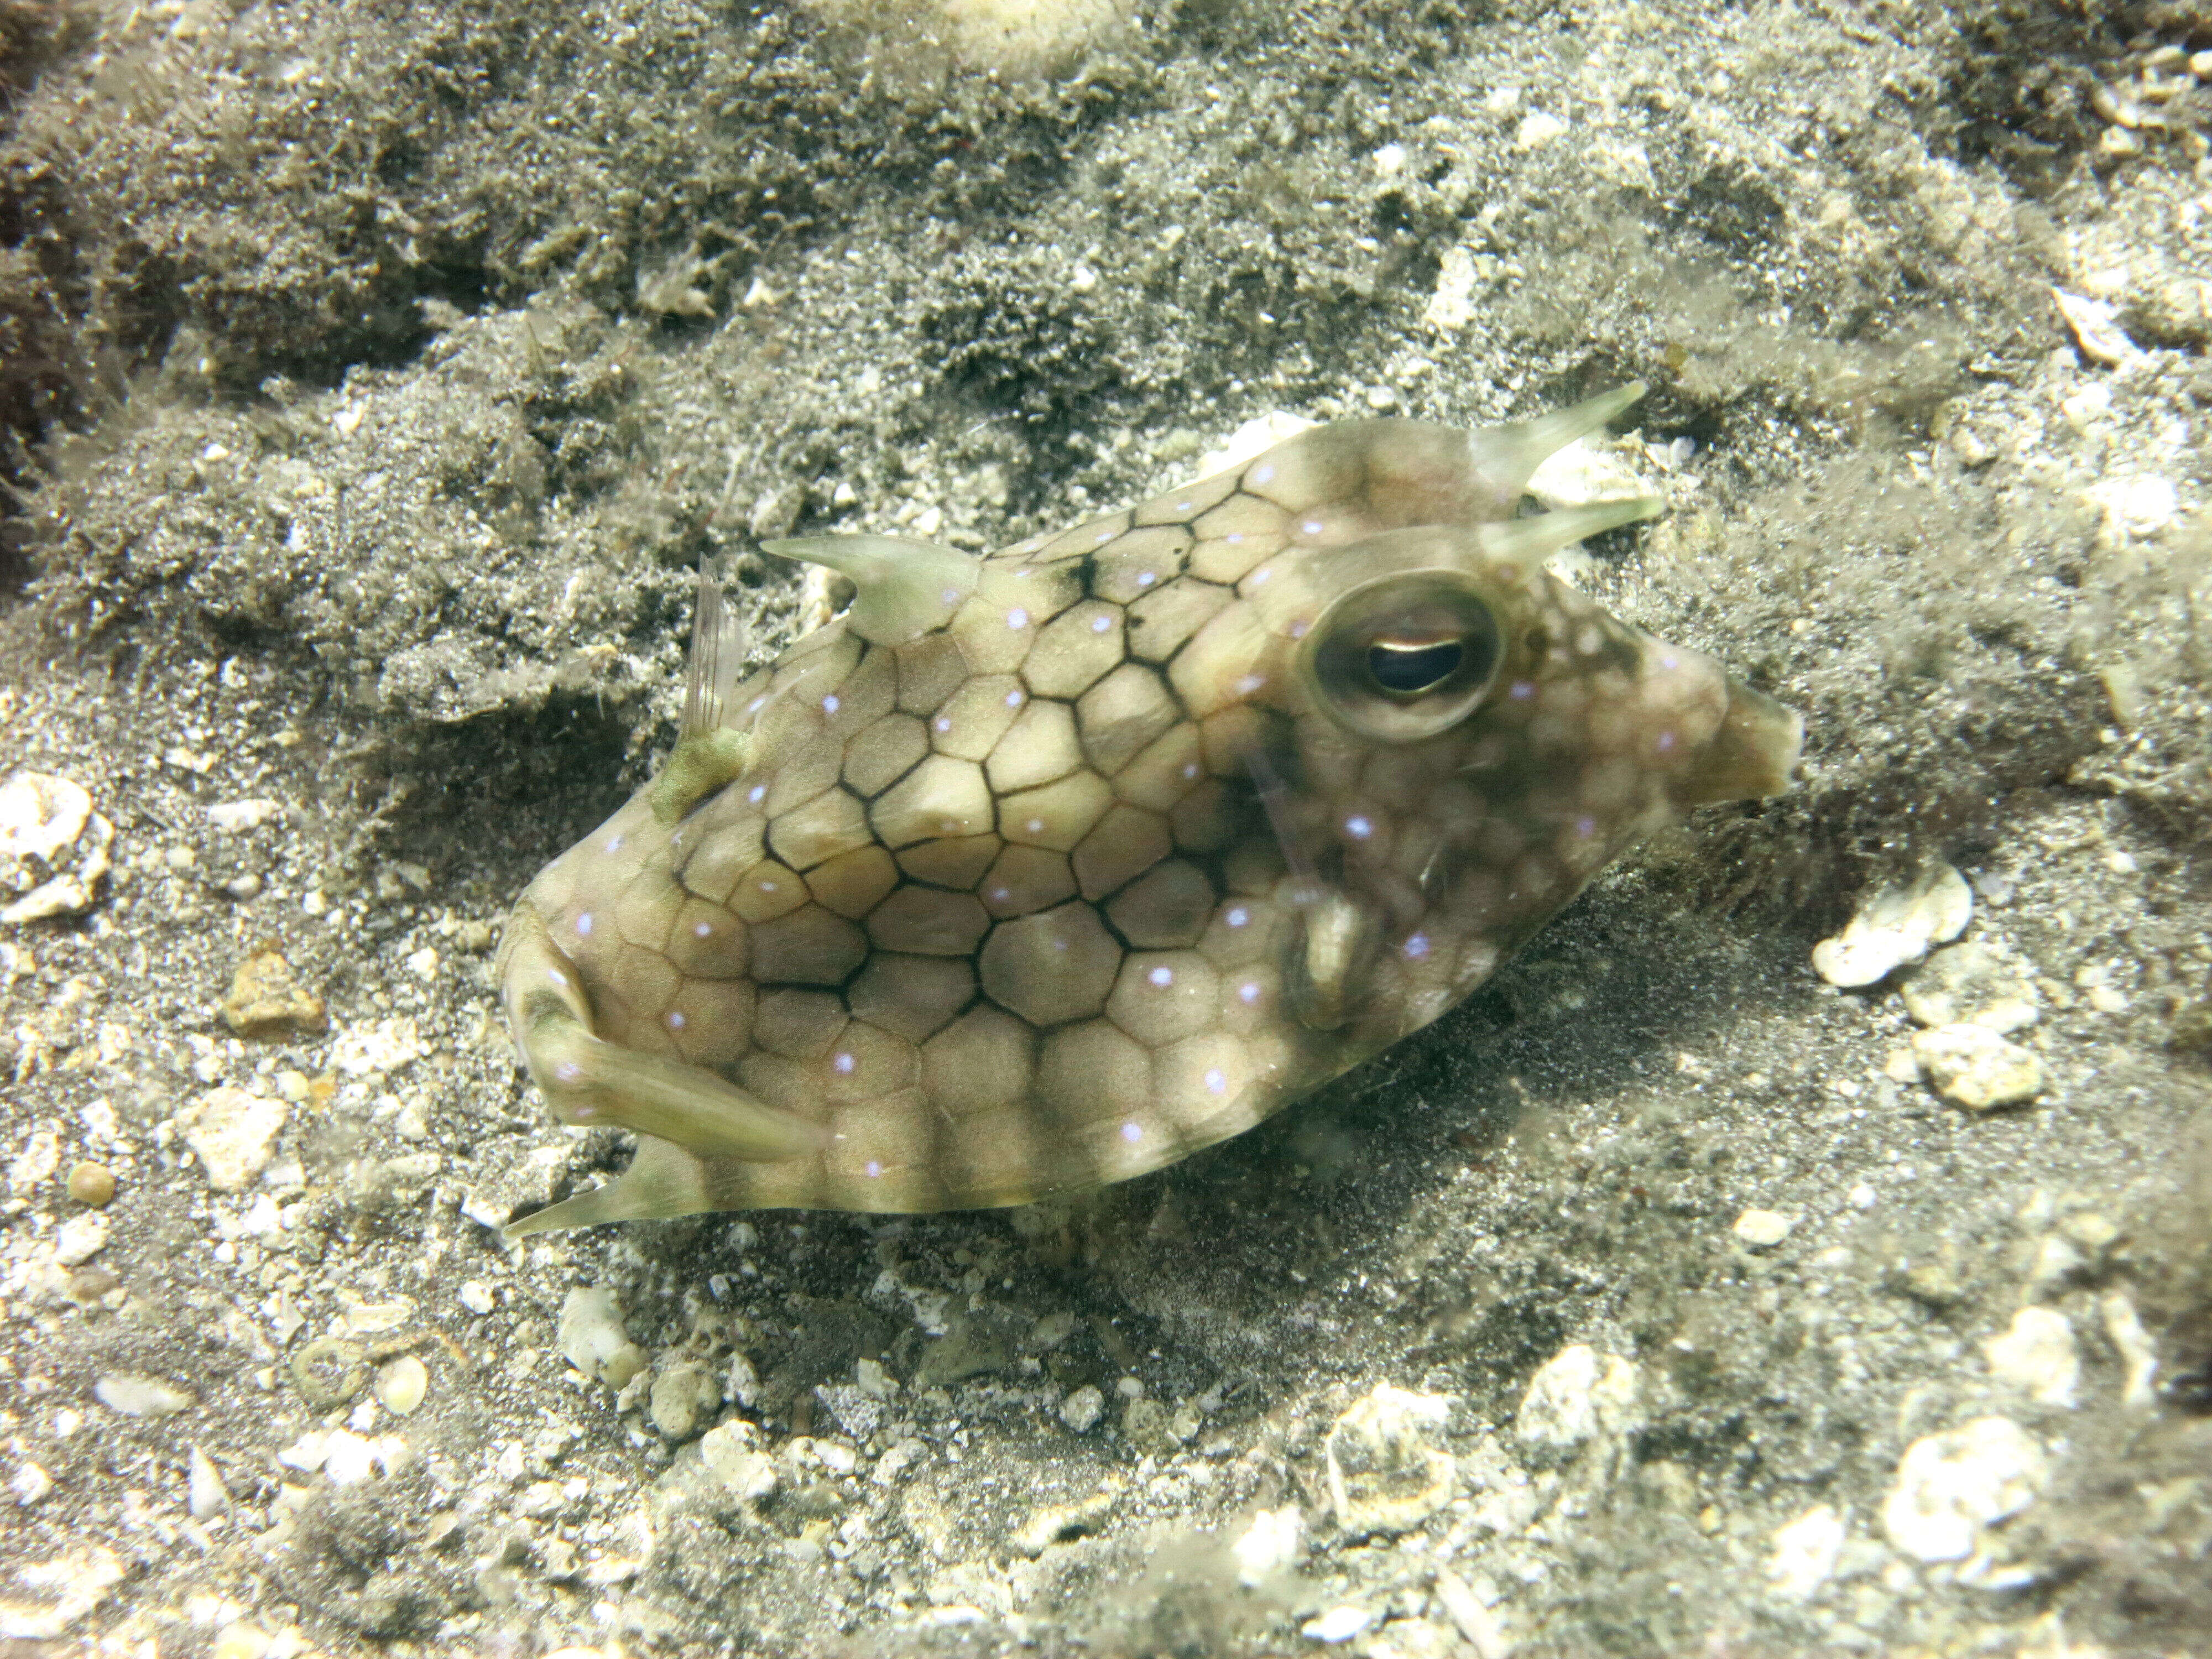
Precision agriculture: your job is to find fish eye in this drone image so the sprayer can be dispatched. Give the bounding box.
[1368,637,1465,695]
[1301,571,1504,743]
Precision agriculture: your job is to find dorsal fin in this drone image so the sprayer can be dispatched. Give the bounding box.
[682,556,750,737]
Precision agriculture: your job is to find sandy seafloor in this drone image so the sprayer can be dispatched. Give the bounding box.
[3,0,2211,1653]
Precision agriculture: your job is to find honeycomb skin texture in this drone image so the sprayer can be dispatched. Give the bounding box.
[495,390,1803,1233]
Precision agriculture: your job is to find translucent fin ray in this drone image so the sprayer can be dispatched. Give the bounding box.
[683,557,750,737]
[763,535,981,644]
[523,1018,827,1162]
[503,1139,711,1236]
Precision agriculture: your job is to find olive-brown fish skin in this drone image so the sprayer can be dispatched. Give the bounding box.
[496,387,1801,1234]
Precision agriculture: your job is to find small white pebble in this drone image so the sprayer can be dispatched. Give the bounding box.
[1301,1606,1376,1644]
[374,1354,429,1416]
[1514,109,1567,149]
[1232,1504,1304,1587]
[1733,1209,1795,1249]
[1058,1385,1104,1433]
[1981,1307,2079,1407]
[1912,1024,2045,1110]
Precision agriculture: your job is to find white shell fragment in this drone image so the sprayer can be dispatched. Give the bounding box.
[1767,1503,1846,1601]
[187,1446,231,1519]
[0,1548,126,1641]
[1912,1024,2046,1110]
[1515,1344,1639,1460]
[2052,286,2141,367]
[700,1419,779,1505]
[1981,1307,2080,1407]
[1901,942,2040,1034]
[374,1354,430,1416]
[1811,862,1973,988]
[181,1088,290,1192]
[1732,1208,1796,1249]
[93,1374,194,1418]
[1301,1605,1378,1644]
[1232,1504,1305,1587]
[1324,1383,1457,1536]
[0,772,116,925]
[1881,1416,2048,1564]
[555,1286,646,1387]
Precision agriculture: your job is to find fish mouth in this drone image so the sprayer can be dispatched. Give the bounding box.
[1673,678,1805,807]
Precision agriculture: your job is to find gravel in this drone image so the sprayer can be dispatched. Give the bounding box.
[3,0,2210,1653]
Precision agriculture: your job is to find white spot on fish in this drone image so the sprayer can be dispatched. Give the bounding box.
[822,693,840,714]
[1251,462,1276,486]
[1288,619,1310,639]
[1249,566,1272,587]
[1574,815,1597,838]
[1094,528,1115,545]
[1655,729,1677,754]
[1181,761,1200,779]
[576,912,594,936]
[1005,689,1025,708]
[1176,500,1193,513]
[1204,1068,1228,1094]
[695,921,712,938]
[1239,981,1261,1003]
[1301,519,1323,536]
[1225,532,1245,545]
[555,1061,582,1083]
[1091,614,1113,633]
[605,834,624,854]
[1120,1120,1142,1142]
[865,1160,883,1178]
[1137,570,1157,587]
[547,968,569,987]
[1234,674,1266,696]
[942,587,963,606]
[1007,608,1029,628]
[1225,906,1249,927]
[833,1051,855,1074]
[1147,966,1174,988]
[1344,815,1374,840]
[749,783,769,802]
[667,1010,687,1029]
[1403,933,1431,959]
[1026,818,1045,835]
[1510,680,1536,701]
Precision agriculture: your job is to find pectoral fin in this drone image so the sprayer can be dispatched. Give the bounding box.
[495,909,825,1235]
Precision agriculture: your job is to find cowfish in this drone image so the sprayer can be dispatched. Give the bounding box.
[495,384,1801,1234]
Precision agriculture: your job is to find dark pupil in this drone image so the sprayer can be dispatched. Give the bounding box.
[1368,638,1463,694]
